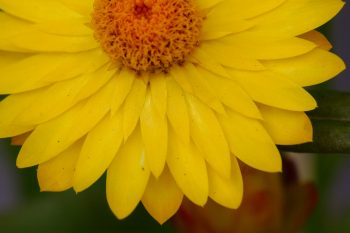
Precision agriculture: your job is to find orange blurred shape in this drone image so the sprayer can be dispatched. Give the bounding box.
[174,159,317,233]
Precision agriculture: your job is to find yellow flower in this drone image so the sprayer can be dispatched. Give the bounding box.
[0,0,345,224]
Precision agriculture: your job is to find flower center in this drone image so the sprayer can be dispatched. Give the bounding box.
[92,0,203,73]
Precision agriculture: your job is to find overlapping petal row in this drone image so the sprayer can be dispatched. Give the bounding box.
[0,0,345,223]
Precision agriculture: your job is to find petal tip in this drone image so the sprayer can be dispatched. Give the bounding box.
[151,214,172,225]
[72,185,83,194]
[16,157,33,168]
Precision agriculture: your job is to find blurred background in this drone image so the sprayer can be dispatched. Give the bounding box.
[0,3,349,233]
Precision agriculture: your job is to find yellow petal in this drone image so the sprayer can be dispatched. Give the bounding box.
[216,37,316,60]
[169,65,193,94]
[0,49,108,94]
[167,129,208,206]
[227,69,317,111]
[0,0,83,22]
[0,90,39,138]
[208,156,243,209]
[140,90,168,178]
[142,167,183,224]
[196,0,223,10]
[263,48,345,87]
[34,19,92,36]
[0,51,28,69]
[219,109,282,172]
[59,0,94,17]
[111,68,135,115]
[15,65,115,125]
[122,77,147,141]
[73,111,124,192]
[0,13,99,53]
[0,12,32,52]
[259,104,312,145]
[199,42,266,71]
[106,127,150,219]
[216,0,285,19]
[16,78,115,168]
[234,0,345,42]
[150,73,167,117]
[0,56,114,136]
[11,31,98,53]
[166,78,190,144]
[202,15,253,40]
[186,94,231,179]
[191,47,230,78]
[197,67,261,119]
[37,139,83,192]
[0,53,70,94]
[300,30,332,50]
[184,63,225,113]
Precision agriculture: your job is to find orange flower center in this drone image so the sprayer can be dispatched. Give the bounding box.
[92,0,203,73]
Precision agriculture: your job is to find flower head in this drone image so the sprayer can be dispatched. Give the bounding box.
[0,0,345,224]
[92,0,203,72]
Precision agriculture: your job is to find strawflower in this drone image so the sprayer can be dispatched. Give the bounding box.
[0,0,345,223]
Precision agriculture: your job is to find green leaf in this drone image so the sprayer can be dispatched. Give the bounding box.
[279,90,350,153]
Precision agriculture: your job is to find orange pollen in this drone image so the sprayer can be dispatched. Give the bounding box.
[92,0,203,72]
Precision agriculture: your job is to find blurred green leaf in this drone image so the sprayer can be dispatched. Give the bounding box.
[0,177,177,233]
[280,90,350,153]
